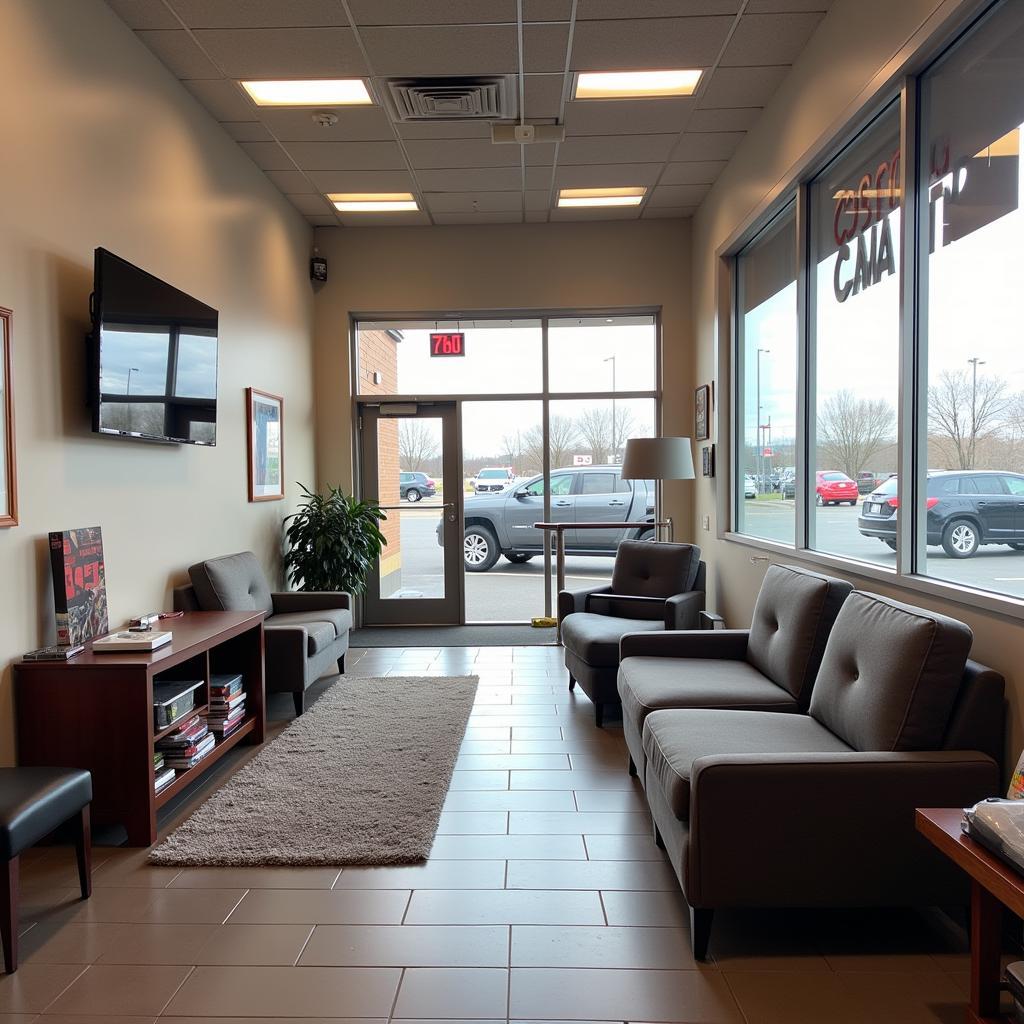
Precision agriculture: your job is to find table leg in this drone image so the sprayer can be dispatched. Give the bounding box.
[971,879,1003,1020]
[555,529,566,644]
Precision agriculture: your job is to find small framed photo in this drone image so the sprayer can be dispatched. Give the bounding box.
[0,307,17,528]
[246,388,284,502]
[695,383,711,442]
[702,444,715,478]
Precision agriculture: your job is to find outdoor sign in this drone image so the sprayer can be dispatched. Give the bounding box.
[429,332,465,357]
[762,447,774,457]
[573,454,593,465]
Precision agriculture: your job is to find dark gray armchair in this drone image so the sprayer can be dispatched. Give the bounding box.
[558,540,705,726]
[174,551,351,716]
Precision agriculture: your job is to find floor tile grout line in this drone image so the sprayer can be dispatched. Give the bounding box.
[386,964,406,1024]
[156,962,196,1017]
[399,889,414,925]
[291,923,317,967]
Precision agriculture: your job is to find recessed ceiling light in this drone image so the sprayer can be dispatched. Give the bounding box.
[558,187,646,208]
[574,69,702,100]
[328,193,419,212]
[241,79,372,106]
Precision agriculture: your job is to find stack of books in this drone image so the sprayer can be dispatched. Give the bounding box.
[208,673,246,739]
[154,751,175,795]
[156,712,215,771]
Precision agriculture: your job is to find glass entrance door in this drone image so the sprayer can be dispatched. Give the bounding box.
[359,402,462,625]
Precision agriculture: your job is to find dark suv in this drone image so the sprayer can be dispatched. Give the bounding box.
[858,471,1024,558]
[399,471,436,502]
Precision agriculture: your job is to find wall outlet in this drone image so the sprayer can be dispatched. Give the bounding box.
[702,515,711,531]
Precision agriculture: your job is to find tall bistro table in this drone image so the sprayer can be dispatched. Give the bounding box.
[916,807,1023,1023]
[535,521,670,641]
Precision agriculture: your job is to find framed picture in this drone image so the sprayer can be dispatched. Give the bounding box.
[0,307,17,527]
[246,388,284,502]
[702,444,715,478]
[694,383,711,442]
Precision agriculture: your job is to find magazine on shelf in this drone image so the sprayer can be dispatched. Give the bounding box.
[23,644,85,661]
[93,630,172,653]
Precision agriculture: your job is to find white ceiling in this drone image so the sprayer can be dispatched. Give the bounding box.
[105,0,832,226]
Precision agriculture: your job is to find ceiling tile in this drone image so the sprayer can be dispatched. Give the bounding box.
[396,121,494,140]
[570,17,732,69]
[747,0,831,12]
[181,78,255,121]
[523,23,571,73]
[648,183,710,207]
[554,163,663,188]
[671,131,744,161]
[425,192,525,213]
[193,27,367,77]
[641,206,696,218]
[525,189,551,210]
[282,140,407,170]
[524,75,565,118]
[688,107,761,132]
[556,133,677,165]
[417,167,525,191]
[721,12,825,66]
[524,0,573,18]
[564,98,692,136]
[404,139,522,168]
[238,141,293,170]
[264,170,314,193]
[550,205,639,220]
[258,107,395,142]
[577,0,740,16]
[524,166,553,189]
[433,212,524,224]
[348,0,517,25]
[136,30,221,77]
[307,169,416,192]
[523,143,558,166]
[525,209,548,222]
[699,65,789,108]
[169,0,347,28]
[338,210,432,226]
[360,25,516,75]
[221,121,272,142]
[660,160,728,184]
[105,0,180,29]
[287,194,335,216]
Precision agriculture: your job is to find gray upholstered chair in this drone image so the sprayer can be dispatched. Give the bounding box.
[639,590,1005,960]
[558,540,705,726]
[174,551,352,716]
[618,563,853,783]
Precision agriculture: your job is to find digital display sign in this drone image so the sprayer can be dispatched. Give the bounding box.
[429,332,465,357]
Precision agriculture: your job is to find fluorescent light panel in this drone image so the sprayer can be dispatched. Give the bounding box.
[574,69,702,99]
[558,187,646,208]
[241,79,372,106]
[328,193,419,212]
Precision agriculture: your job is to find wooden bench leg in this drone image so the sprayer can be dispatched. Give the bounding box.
[0,857,17,974]
[74,806,92,900]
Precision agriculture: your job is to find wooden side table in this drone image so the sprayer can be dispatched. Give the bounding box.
[916,807,1022,1024]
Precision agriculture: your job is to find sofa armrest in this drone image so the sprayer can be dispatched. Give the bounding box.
[699,611,726,630]
[619,629,750,661]
[272,591,351,614]
[685,750,999,908]
[557,585,612,623]
[665,590,705,630]
[262,625,309,691]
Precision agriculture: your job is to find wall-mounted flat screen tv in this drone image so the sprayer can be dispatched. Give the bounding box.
[91,248,218,445]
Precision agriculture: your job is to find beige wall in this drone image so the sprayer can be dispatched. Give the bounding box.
[312,218,692,533]
[0,0,316,762]
[691,0,1024,761]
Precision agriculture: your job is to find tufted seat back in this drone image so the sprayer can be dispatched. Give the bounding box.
[745,564,853,707]
[808,591,973,751]
[611,541,701,598]
[188,551,274,616]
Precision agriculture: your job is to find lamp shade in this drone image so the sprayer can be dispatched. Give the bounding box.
[620,437,695,480]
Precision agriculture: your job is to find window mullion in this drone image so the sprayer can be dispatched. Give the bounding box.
[796,182,812,552]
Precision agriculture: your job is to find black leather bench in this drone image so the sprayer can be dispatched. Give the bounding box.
[0,767,93,972]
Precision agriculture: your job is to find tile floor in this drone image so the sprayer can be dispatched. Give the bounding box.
[5,643,980,1022]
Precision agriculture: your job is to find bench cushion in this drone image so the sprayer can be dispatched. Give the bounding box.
[561,613,663,669]
[0,768,92,861]
[265,612,346,656]
[643,709,852,821]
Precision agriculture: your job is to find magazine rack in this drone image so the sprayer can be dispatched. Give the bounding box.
[14,611,266,845]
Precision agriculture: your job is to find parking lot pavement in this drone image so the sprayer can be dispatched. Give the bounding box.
[742,499,1024,599]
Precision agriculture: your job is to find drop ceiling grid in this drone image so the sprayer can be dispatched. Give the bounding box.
[104,0,832,226]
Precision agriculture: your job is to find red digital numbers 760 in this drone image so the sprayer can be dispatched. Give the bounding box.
[430,332,465,357]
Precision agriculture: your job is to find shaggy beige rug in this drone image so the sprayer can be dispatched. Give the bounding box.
[149,674,479,866]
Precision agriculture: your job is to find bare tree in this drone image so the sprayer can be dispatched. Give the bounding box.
[523,415,579,472]
[576,406,637,464]
[928,369,1009,470]
[398,419,440,471]
[818,389,896,478]
[500,430,526,473]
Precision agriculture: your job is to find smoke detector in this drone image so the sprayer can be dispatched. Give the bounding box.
[311,111,339,128]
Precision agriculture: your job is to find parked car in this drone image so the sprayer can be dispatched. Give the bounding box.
[858,470,1024,558]
[470,467,516,493]
[743,475,757,499]
[440,466,655,571]
[399,471,436,502]
[816,470,859,506]
[781,475,796,499]
[857,471,881,494]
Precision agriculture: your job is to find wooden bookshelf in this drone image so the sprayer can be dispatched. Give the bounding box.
[15,611,266,846]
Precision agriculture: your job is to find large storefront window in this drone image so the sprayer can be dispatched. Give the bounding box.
[735,204,797,544]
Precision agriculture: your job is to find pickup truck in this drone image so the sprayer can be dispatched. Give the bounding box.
[439,465,656,572]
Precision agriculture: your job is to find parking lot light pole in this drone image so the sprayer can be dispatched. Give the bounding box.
[757,348,770,492]
[604,355,617,463]
[968,356,986,469]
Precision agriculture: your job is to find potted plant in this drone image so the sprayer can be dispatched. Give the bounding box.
[283,484,387,593]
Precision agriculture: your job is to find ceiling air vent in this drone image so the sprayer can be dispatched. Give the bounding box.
[384,75,518,122]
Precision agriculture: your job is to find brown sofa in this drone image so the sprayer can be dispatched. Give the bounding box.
[636,590,1005,959]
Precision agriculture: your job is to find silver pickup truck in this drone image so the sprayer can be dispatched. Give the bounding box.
[439,465,656,572]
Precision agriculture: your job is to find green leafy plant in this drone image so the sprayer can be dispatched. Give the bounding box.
[284,484,387,594]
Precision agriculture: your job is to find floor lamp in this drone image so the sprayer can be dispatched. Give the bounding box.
[620,437,695,542]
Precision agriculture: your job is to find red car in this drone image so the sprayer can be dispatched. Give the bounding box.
[816,470,859,506]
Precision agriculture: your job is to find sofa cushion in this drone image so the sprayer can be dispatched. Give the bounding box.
[561,613,664,668]
[746,564,853,706]
[643,708,852,821]
[273,606,352,637]
[264,615,337,656]
[611,541,701,599]
[618,657,800,733]
[809,591,972,751]
[0,767,93,861]
[189,551,274,616]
